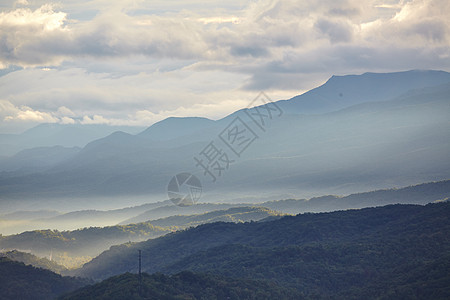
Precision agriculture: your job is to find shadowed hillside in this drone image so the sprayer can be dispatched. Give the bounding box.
[73,202,450,299]
[0,257,90,300]
[59,271,302,300]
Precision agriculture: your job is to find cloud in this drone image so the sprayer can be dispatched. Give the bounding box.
[1,0,449,69]
[60,116,75,124]
[80,114,109,125]
[0,0,449,133]
[0,4,211,68]
[198,16,241,24]
[0,4,69,66]
[315,18,354,43]
[1,100,77,126]
[2,101,58,123]
[56,106,75,117]
[0,65,261,129]
[362,0,450,46]
[14,108,57,122]
[15,0,29,6]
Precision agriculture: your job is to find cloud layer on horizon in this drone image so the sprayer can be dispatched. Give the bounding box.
[0,0,449,132]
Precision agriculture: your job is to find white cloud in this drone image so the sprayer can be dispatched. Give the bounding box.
[2,102,58,123]
[0,99,78,127]
[1,0,448,69]
[0,0,449,133]
[15,0,29,6]
[60,116,75,124]
[0,4,69,66]
[80,114,109,125]
[56,106,75,117]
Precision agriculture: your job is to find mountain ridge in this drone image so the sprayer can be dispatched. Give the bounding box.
[0,70,449,207]
[73,200,450,300]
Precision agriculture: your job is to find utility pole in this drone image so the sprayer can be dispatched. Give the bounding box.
[138,250,142,297]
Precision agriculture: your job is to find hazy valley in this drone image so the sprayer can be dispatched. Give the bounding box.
[1,70,449,299]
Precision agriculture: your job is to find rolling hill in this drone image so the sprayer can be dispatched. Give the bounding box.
[0,207,281,267]
[261,180,450,214]
[0,123,145,157]
[1,250,68,274]
[0,257,90,300]
[72,201,450,300]
[59,271,302,300]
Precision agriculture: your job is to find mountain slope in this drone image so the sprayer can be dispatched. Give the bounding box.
[0,223,171,260]
[219,81,450,194]
[146,206,282,227]
[1,250,67,274]
[0,146,80,173]
[0,207,281,267]
[0,201,172,235]
[0,70,449,205]
[138,116,216,141]
[162,240,450,299]
[0,257,90,300]
[276,69,450,114]
[60,271,302,300]
[260,180,450,214]
[121,203,260,224]
[76,201,450,285]
[0,123,144,157]
[36,200,171,231]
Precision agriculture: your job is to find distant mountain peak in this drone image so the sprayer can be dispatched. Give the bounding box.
[277,69,450,114]
[138,116,215,140]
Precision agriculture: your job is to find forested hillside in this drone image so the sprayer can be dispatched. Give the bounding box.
[0,257,90,300]
[59,271,302,300]
[0,250,67,273]
[0,207,280,267]
[74,202,450,299]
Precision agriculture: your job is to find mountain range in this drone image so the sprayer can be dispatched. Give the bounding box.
[1,179,448,235]
[0,206,282,267]
[0,124,144,157]
[0,69,449,213]
[69,201,450,299]
[2,191,449,299]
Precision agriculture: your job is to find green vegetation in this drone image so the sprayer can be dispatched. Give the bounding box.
[0,206,280,268]
[120,203,281,224]
[144,206,283,227]
[59,271,302,300]
[75,202,450,299]
[0,222,171,267]
[1,250,67,273]
[0,257,90,300]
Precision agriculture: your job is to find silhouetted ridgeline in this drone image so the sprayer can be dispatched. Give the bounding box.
[73,201,450,299]
[0,206,280,266]
[261,179,450,214]
[0,257,90,300]
[0,250,67,274]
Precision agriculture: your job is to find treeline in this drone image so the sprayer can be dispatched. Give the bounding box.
[75,202,450,299]
[59,271,302,300]
[0,222,170,257]
[1,250,67,273]
[0,206,280,268]
[0,257,90,300]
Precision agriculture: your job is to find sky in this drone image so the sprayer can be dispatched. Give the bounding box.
[0,0,449,133]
